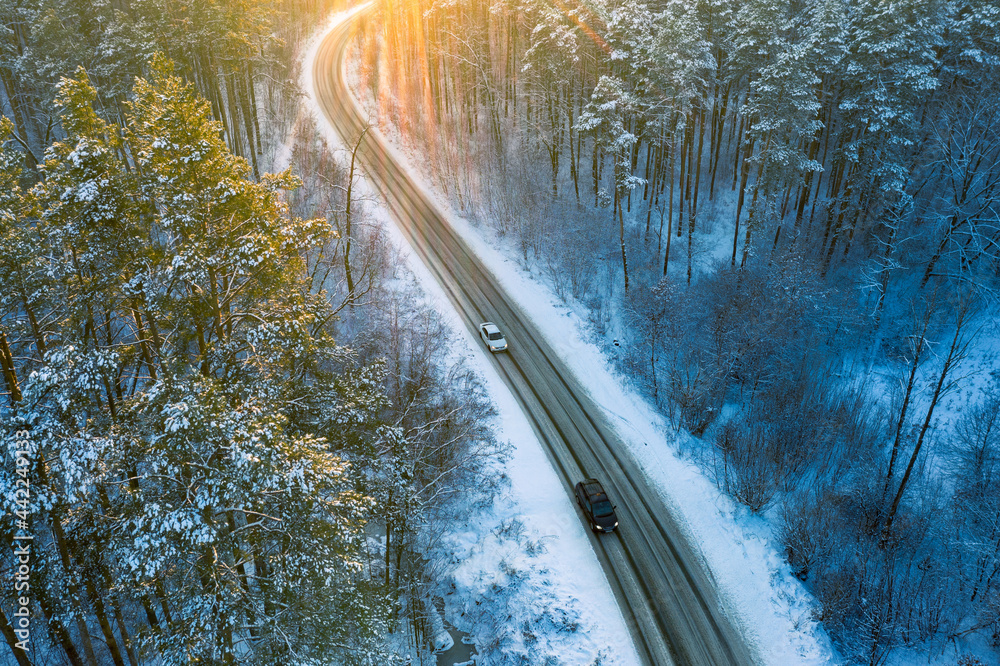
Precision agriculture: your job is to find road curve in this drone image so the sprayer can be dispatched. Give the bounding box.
[311,6,754,665]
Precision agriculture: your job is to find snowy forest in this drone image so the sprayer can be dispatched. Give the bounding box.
[352,0,1000,663]
[0,0,510,664]
[0,0,998,664]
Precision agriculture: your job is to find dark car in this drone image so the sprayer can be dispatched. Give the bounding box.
[574,478,619,533]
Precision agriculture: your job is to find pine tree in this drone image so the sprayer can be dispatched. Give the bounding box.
[827,0,947,266]
[1,60,400,665]
[733,0,823,264]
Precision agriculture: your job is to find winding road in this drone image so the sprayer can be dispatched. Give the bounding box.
[311,5,754,665]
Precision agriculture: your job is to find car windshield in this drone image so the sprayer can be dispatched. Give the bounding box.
[488,332,503,340]
[592,500,614,517]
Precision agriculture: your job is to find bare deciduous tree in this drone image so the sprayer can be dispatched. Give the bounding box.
[881,295,980,548]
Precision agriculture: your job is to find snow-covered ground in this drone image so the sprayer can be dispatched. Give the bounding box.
[299,9,839,664]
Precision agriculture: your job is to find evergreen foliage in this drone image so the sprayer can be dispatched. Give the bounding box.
[0,51,498,663]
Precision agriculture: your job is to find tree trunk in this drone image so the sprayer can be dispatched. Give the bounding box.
[709,83,730,201]
[46,510,99,665]
[645,143,660,241]
[236,68,259,179]
[84,578,127,666]
[795,130,822,232]
[882,305,929,498]
[226,512,258,637]
[223,70,246,159]
[663,200,673,277]
[384,521,393,587]
[29,441,98,665]
[677,131,687,239]
[693,103,706,216]
[244,63,263,156]
[732,136,754,266]
[664,139,676,276]
[731,114,745,192]
[569,94,579,203]
[0,66,38,169]
[592,145,600,206]
[686,118,697,284]
[687,197,695,285]
[0,605,32,666]
[740,144,767,269]
[203,56,232,150]
[17,289,46,358]
[741,184,761,269]
[36,587,86,666]
[0,329,21,405]
[155,581,173,626]
[881,304,974,547]
[920,214,963,288]
[103,571,140,666]
[616,184,629,292]
[194,318,210,377]
[129,306,158,382]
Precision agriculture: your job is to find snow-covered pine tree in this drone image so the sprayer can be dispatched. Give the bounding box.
[828,0,947,268]
[732,0,824,265]
[0,59,401,665]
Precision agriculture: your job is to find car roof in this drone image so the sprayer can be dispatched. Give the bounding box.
[581,479,607,499]
[481,322,501,334]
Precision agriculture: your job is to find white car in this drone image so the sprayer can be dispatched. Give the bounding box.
[479,322,508,352]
